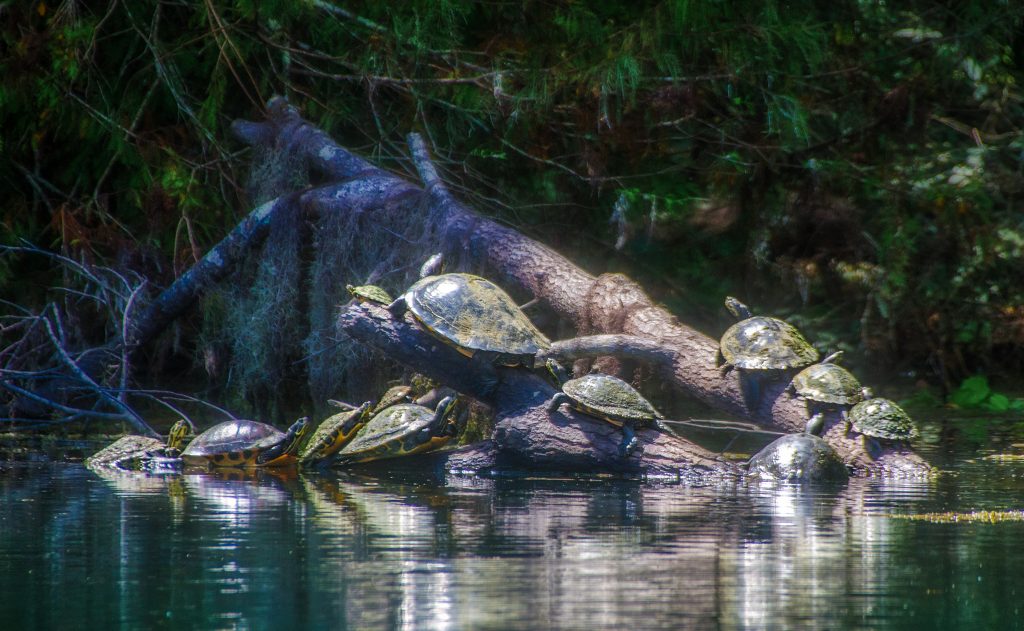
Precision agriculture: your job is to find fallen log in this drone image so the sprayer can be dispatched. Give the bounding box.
[132,97,932,477]
[338,302,734,480]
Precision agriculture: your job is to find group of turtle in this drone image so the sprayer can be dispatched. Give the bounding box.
[719,296,920,480]
[87,257,919,481]
[86,386,459,473]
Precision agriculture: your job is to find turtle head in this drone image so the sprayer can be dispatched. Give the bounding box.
[724,296,752,320]
[419,253,444,278]
[166,419,193,453]
[430,396,458,436]
[545,359,570,386]
[821,350,844,365]
[282,417,311,457]
[861,387,874,400]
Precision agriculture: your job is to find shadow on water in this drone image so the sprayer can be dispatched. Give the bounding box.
[3,405,1024,629]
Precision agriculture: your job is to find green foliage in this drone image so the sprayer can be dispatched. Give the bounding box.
[3,0,1024,416]
[950,376,1024,413]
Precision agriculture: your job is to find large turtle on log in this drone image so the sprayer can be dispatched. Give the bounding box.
[182,417,309,468]
[788,351,864,434]
[387,257,550,370]
[545,359,677,458]
[334,396,458,465]
[717,296,819,409]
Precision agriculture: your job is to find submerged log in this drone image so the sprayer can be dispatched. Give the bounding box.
[133,97,932,477]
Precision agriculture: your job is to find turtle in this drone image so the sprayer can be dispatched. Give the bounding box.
[334,396,457,465]
[182,417,310,468]
[717,296,819,408]
[788,351,864,434]
[847,392,918,456]
[86,419,192,471]
[373,384,413,413]
[545,359,679,458]
[746,433,849,483]
[387,259,550,371]
[299,402,374,467]
[347,284,393,305]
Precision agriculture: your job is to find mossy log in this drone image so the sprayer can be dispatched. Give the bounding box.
[134,97,932,478]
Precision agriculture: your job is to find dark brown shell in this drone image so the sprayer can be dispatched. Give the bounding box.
[405,274,550,357]
[849,398,919,441]
[561,374,660,424]
[339,404,434,457]
[182,420,284,457]
[720,316,818,370]
[792,362,863,405]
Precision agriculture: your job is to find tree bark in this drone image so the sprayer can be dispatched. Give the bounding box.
[134,97,932,477]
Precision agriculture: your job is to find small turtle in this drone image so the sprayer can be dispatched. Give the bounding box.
[789,351,864,434]
[847,392,918,456]
[347,284,393,305]
[299,402,373,467]
[182,417,309,468]
[747,433,849,482]
[717,296,819,408]
[545,359,677,458]
[388,257,550,370]
[335,397,458,465]
[373,385,413,413]
[86,419,192,471]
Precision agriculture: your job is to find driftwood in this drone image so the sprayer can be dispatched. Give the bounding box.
[132,97,932,478]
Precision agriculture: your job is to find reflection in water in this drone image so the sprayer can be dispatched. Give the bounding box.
[0,463,1022,628]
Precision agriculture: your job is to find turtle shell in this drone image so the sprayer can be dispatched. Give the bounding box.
[792,362,863,405]
[182,419,285,465]
[848,398,919,441]
[561,374,661,426]
[348,284,393,305]
[404,274,550,363]
[373,385,413,413]
[86,435,166,470]
[720,316,819,370]
[300,403,371,464]
[747,433,849,482]
[337,403,445,463]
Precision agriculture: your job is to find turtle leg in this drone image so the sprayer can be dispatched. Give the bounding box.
[805,413,825,436]
[547,392,571,412]
[620,422,638,458]
[716,350,733,376]
[470,351,502,395]
[653,420,683,441]
[386,296,408,317]
[738,371,762,410]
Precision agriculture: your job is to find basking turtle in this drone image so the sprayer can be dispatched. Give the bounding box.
[388,263,550,369]
[347,284,393,305]
[86,419,192,471]
[545,359,678,458]
[182,417,309,468]
[373,385,413,413]
[747,433,849,482]
[717,296,819,408]
[299,402,373,467]
[788,351,864,434]
[335,397,457,465]
[847,392,918,455]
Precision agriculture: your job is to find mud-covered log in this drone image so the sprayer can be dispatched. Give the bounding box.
[339,303,734,480]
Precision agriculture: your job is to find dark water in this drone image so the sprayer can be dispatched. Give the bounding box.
[3,428,1024,630]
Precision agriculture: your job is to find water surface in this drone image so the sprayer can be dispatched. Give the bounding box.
[2,425,1024,629]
